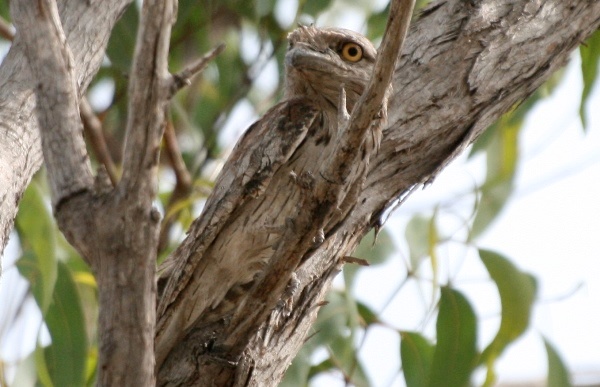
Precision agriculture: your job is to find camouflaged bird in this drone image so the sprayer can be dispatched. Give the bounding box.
[155,26,387,368]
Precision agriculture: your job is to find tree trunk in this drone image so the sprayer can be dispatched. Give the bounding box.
[1,0,599,386]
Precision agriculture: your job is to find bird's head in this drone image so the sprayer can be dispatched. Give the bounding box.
[284,26,377,113]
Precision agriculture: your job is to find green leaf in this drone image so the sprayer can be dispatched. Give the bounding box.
[85,346,98,387]
[356,301,379,326]
[405,214,431,270]
[544,338,572,387]
[15,181,57,313]
[579,30,600,130]
[44,261,88,387]
[0,1,9,22]
[429,287,478,387]
[405,213,440,294]
[479,249,537,386]
[400,331,434,387]
[470,109,520,239]
[35,345,54,387]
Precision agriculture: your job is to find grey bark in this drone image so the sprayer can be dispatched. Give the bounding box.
[0,0,599,386]
[0,0,133,269]
[8,0,170,385]
[156,1,600,385]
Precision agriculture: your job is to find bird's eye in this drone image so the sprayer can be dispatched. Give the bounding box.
[340,42,363,62]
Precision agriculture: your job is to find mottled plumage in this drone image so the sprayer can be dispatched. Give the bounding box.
[155,26,380,368]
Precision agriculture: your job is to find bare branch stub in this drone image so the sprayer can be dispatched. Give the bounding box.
[0,15,14,41]
[169,43,226,97]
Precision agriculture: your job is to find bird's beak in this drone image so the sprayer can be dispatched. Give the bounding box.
[285,44,335,74]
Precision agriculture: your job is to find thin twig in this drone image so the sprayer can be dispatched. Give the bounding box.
[158,120,192,251]
[80,97,118,185]
[164,121,192,190]
[342,256,370,266]
[0,16,14,41]
[169,43,225,97]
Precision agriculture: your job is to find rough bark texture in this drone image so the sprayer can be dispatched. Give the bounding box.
[8,0,175,385]
[0,0,599,386]
[155,0,600,385]
[0,0,132,269]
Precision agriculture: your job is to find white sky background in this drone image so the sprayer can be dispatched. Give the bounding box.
[1,1,600,386]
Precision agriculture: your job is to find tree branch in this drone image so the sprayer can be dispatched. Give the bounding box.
[155,0,600,385]
[169,43,226,97]
[323,0,416,184]
[10,0,176,384]
[0,0,132,263]
[158,45,226,252]
[0,16,14,41]
[158,121,193,252]
[11,0,93,207]
[1,9,119,188]
[80,97,119,186]
[119,1,176,199]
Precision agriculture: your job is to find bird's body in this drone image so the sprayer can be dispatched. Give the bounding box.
[156,26,383,369]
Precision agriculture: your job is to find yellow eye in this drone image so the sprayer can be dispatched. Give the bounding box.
[340,42,363,62]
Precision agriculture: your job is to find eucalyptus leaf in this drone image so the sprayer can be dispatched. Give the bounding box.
[479,249,537,386]
[544,337,572,387]
[400,331,434,387]
[405,214,431,270]
[44,262,88,387]
[579,29,600,130]
[470,109,520,239]
[15,181,57,314]
[429,287,478,387]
